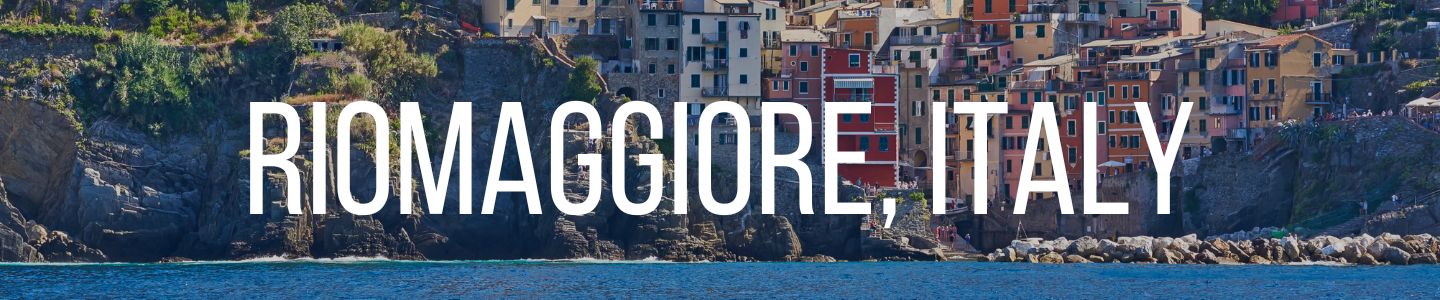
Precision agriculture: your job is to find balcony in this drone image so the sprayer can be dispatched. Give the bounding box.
[1054,13,1104,23]
[1176,59,1202,70]
[704,59,728,70]
[1306,93,1333,104]
[1228,128,1248,139]
[640,0,682,10]
[889,35,944,45]
[1008,80,1055,90]
[842,94,874,102]
[763,36,780,49]
[1108,71,1147,80]
[702,33,727,44]
[702,86,729,97]
[953,151,975,162]
[779,67,795,78]
[1013,13,1051,23]
[1208,100,1243,115]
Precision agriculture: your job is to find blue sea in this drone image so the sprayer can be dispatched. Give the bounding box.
[3,259,1438,298]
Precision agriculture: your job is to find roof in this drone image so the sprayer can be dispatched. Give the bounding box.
[794,0,847,13]
[908,18,961,27]
[1253,33,1331,49]
[1080,38,1150,48]
[714,0,749,5]
[1024,53,1076,67]
[1137,35,1202,47]
[1109,49,1188,64]
[781,29,829,43]
[1205,20,1278,37]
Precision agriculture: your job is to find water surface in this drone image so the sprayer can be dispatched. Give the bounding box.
[3,259,1437,298]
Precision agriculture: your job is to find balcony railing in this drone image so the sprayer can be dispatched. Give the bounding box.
[763,36,780,49]
[890,35,944,45]
[842,94,874,102]
[1307,93,1333,104]
[1108,71,1147,80]
[1176,59,1202,70]
[702,86,729,97]
[640,0,682,10]
[704,59,728,70]
[779,67,795,78]
[1008,80,1055,90]
[1054,13,1104,23]
[1014,13,1051,23]
[702,33,727,44]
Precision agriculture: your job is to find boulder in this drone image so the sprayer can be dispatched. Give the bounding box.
[1410,253,1438,264]
[1064,254,1090,263]
[1038,252,1064,264]
[1357,254,1380,265]
[1068,236,1102,256]
[1381,246,1413,265]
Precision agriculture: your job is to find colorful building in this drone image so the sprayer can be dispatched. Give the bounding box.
[822,48,901,188]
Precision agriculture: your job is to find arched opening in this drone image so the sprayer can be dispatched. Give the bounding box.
[617,87,638,101]
[913,150,928,167]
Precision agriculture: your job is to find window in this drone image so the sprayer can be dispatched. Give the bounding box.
[740,75,748,84]
[864,32,873,46]
[1107,85,1115,98]
[1267,79,1275,94]
[739,48,748,58]
[1098,121,1106,134]
[648,63,656,74]
[810,45,819,56]
[799,61,809,72]
[1251,79,1260,94]
[690,19,700,34]
[984,0,992,13]
[843,114,853,122]
[1067,120,1076,136]
[859,137,869,151]
[783,81,789,90]
[1131,86,1140,99]
[914,128,923,144]
[1313,52,1322,67]
[667,64,675,74]
[691,75,701,88]
[1249,107,1260,121]
[859,114,869,122]
[666,14,680,26]
[1035,25,1045,38]
[1014,26,1024,38]
[789,45,797,56]
[914,75,923,88]
[644,38,659,50]
[579,0,587,5]
[647,14,657,26]
[799,82,809,94]
[665,38,677,50]
[772,81,779,91]
[848,54,861,67]
[879,137,890,152]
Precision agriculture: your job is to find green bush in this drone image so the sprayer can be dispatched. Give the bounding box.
[225,1,252,32]
[271,3,337,55]
[336,24,437,103]
[564,57,603,102]
[0,23,113,41]
[72,34,210,135]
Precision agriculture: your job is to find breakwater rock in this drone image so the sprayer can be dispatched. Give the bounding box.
[982,233,1440,265]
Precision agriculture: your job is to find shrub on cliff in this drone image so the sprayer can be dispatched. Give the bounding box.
[271,3,337,55]
[564,57,603,102]
[71,34,211,135]
[335,24,437,104]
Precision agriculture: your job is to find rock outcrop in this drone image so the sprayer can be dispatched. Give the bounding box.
[987,231,1440,265]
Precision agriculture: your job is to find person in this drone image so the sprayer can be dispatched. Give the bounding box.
[1393,194,1399,205]
[1361,201,1369,215]
[963,234,972,246]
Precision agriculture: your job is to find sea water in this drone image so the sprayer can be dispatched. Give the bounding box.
[2,260,1438,298]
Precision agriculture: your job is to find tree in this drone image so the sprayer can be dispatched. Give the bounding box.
[564,57,603,102]
[271,3,336,55]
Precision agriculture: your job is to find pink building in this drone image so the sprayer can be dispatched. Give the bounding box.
[1272,0,1321,25]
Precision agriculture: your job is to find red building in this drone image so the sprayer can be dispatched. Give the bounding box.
[1272,0,1321,25]
[765,29,828,138]
[821,48,900,188]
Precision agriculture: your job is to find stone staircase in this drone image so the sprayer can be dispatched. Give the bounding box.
[1313,188,1440,236]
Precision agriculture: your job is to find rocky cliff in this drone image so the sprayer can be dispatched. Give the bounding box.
[0,37,909,262]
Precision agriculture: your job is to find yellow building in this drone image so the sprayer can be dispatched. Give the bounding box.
[1242,34,1353,136]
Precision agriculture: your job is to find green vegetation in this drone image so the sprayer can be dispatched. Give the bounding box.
[1204,0,1277,27]
[224,1,252,32]
[272,3,337,55]
[335,23,438,103]
[564,57,604,102]
[72,34,210,135]
[0,22,114,41]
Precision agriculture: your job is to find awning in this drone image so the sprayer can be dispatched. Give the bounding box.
[835,78,874,89]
